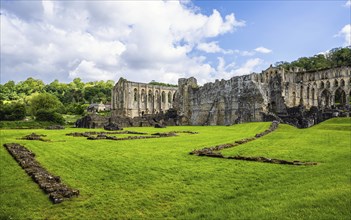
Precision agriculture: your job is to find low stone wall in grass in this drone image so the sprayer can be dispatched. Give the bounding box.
[66,130,198,141]
[190,121,279,155]
[3,143,79,204]
[190,121,317,166]
[86,133,177,140]
[66,131,148,137]
[19,133,50,142]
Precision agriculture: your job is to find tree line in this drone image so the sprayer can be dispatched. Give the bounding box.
[0,78,114,122]
[275,47,351,71]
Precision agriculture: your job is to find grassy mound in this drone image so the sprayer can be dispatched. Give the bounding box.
[1,119,350,219]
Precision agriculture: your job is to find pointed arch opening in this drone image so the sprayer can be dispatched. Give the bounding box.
[326,81,330,89]
[340,79,345,87]
[141,89,145,102]
[148,90,152,102]
[134,88,138,102]
[320,89,331,108]
[168,92,172,103]
[320,81,324,89]
[334,88,346,107]
[334,79,338,87]
[292,92,296,106]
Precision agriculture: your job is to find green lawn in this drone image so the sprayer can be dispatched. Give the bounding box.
[0,119,350,219]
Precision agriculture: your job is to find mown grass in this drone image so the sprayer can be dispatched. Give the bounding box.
[0,119,350,219]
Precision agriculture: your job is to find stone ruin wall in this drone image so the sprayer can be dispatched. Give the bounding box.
[111,78,178,118]
[175,75,265,125]
[280,66,351,110]
[91,65,351,129]
[176,66,351,125]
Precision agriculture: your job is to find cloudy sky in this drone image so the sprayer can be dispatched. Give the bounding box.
[1,0,350,85]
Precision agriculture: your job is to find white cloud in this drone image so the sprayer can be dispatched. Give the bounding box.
[336,24,351,46]
[197,41,233,54]
[197,42,223,53]
[0,0,245,84]
[232,58,264,76]
[254,47,272,54]
[69,60,115,81]
[240,50,256,56]
[213,57,263,81]
[345,0,351,7]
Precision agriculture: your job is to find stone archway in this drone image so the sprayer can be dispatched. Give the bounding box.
[319,89,331,109]
[292,92,296,106]
[334,87,346,107]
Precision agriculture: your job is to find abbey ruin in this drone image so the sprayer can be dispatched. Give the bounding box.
[173,65,351,127]
[111,78,178,118]
[77,65,350,129]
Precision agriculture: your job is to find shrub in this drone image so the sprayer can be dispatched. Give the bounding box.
[0,102,26,121]
[30,93,64,115]
[35,109,65,124]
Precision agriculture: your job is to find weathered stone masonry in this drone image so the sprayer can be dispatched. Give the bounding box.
[174,66,351,126]
[86,65,350,129]
[111,78,178,118]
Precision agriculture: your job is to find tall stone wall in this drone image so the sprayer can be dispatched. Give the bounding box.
[175,74,265,125]
[111,78,178,118]
[176,66,351,125]
[108,66,350,127]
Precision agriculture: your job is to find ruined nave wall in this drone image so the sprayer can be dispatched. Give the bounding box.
[176,66,351,125]
[176,74,265,125]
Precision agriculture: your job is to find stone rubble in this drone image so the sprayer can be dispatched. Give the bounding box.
[103,122,123,131]
[3,143,79,204]
[67,130,197,141]
[20,133,49,142]
[189,121,317,165]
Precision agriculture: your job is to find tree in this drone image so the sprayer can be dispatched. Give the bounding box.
[0,102,26,121]
[16,77,45,95]
[328,47,351,67]
[35,109,65,124]
[276,46,351,71]
[29,93,64,115]
[65,103,85,115]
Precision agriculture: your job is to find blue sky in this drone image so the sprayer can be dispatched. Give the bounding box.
[196,0,350,64]
[1,0,350,85]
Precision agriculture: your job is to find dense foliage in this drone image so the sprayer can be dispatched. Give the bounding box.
[29,93,64,115]
[149,80,178,87]
[0,102,26,121]
[35,109,65,124]
[275,46,351,71]
[0,78,115,121]
[0,78,114,103]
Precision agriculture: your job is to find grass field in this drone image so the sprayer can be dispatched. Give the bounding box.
[0,119,350,219]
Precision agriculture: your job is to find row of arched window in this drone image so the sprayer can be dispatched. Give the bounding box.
[133,88,174,103]
[319,70,349,80]
[319,79,347,89]
[291,84,350,107]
